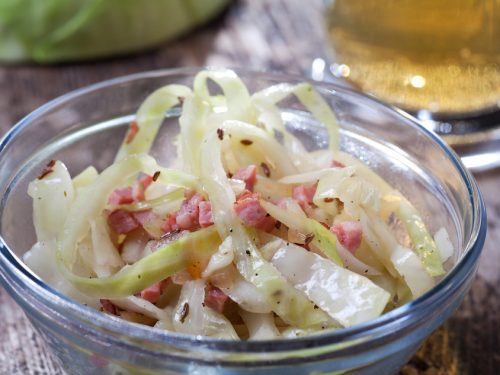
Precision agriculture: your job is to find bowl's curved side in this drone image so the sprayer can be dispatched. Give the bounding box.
[0,68,487,374]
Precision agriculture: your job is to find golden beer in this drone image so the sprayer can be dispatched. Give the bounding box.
[326,0,500,115]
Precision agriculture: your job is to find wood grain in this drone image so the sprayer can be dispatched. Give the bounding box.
[1,1,499,374]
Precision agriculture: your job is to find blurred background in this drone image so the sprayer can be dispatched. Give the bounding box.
[0,0,499,374]
[0,0,325,134]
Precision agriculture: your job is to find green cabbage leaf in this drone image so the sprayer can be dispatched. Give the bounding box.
[0,0,228,63]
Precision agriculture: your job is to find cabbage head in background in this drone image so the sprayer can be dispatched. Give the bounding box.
[0,0,229,63]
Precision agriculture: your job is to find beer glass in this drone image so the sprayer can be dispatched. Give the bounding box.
[323,0,500,171]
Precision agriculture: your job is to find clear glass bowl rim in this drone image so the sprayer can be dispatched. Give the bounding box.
[0,66,487,354]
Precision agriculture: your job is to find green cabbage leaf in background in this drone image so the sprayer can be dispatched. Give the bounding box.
[0,0,229,63]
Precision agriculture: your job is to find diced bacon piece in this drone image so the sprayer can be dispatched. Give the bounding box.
[108,209,139,234]
[108,187,134,205]
[256,215,277,232]
[140,279,171,303]
[162,213,179,233]
[198,201,214,228]
[234,192,276,231]
[204,284,229,313]
[234,193,265,226]
[176,193,204,230]
[126,121,139,144]
[292,184,317,209]
[108,175,153,205]
[175,211,194,230]
[100,299,117,315]
[133,174,154,201]
[331,221,363,253]
[233,165,257,191]
[140,282,162,303]
[139,174,153,189]
[331,160,345,168]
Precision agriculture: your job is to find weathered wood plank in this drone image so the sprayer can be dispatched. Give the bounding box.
[0,0,498,373]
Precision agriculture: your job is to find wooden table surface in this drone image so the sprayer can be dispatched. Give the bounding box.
[0,1,499,373]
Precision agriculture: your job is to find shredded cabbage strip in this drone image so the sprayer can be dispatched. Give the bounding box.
[114,84,191,161]
[200,128,331,329]
[334,152,445,277]
[58,227,220,298]
[24,68,450,340]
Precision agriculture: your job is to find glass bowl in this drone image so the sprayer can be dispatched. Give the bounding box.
[0,68,486,374]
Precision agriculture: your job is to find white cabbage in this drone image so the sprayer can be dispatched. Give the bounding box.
[23,240,100,308]
[269,242,389,327]
[434,227,454,263]
[72,166,98,189]
[202,236,234,278]
[88,216,124,277]
[173,280,238,339]
[200,127,331,328]
[111,296,171,322]
[217,270,272,314]
[28,160,74,241]
[363,210,434,298]
[391,245,434,298]
[335,152,445,276]
[314,166,380,218]
[239,310,280,340]
[336,243,381,276]
[24,68,448,340]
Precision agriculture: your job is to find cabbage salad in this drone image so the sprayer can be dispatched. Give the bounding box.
[24,69,454,340]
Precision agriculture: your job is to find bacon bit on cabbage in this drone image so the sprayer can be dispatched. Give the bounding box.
[24,68,451,340]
